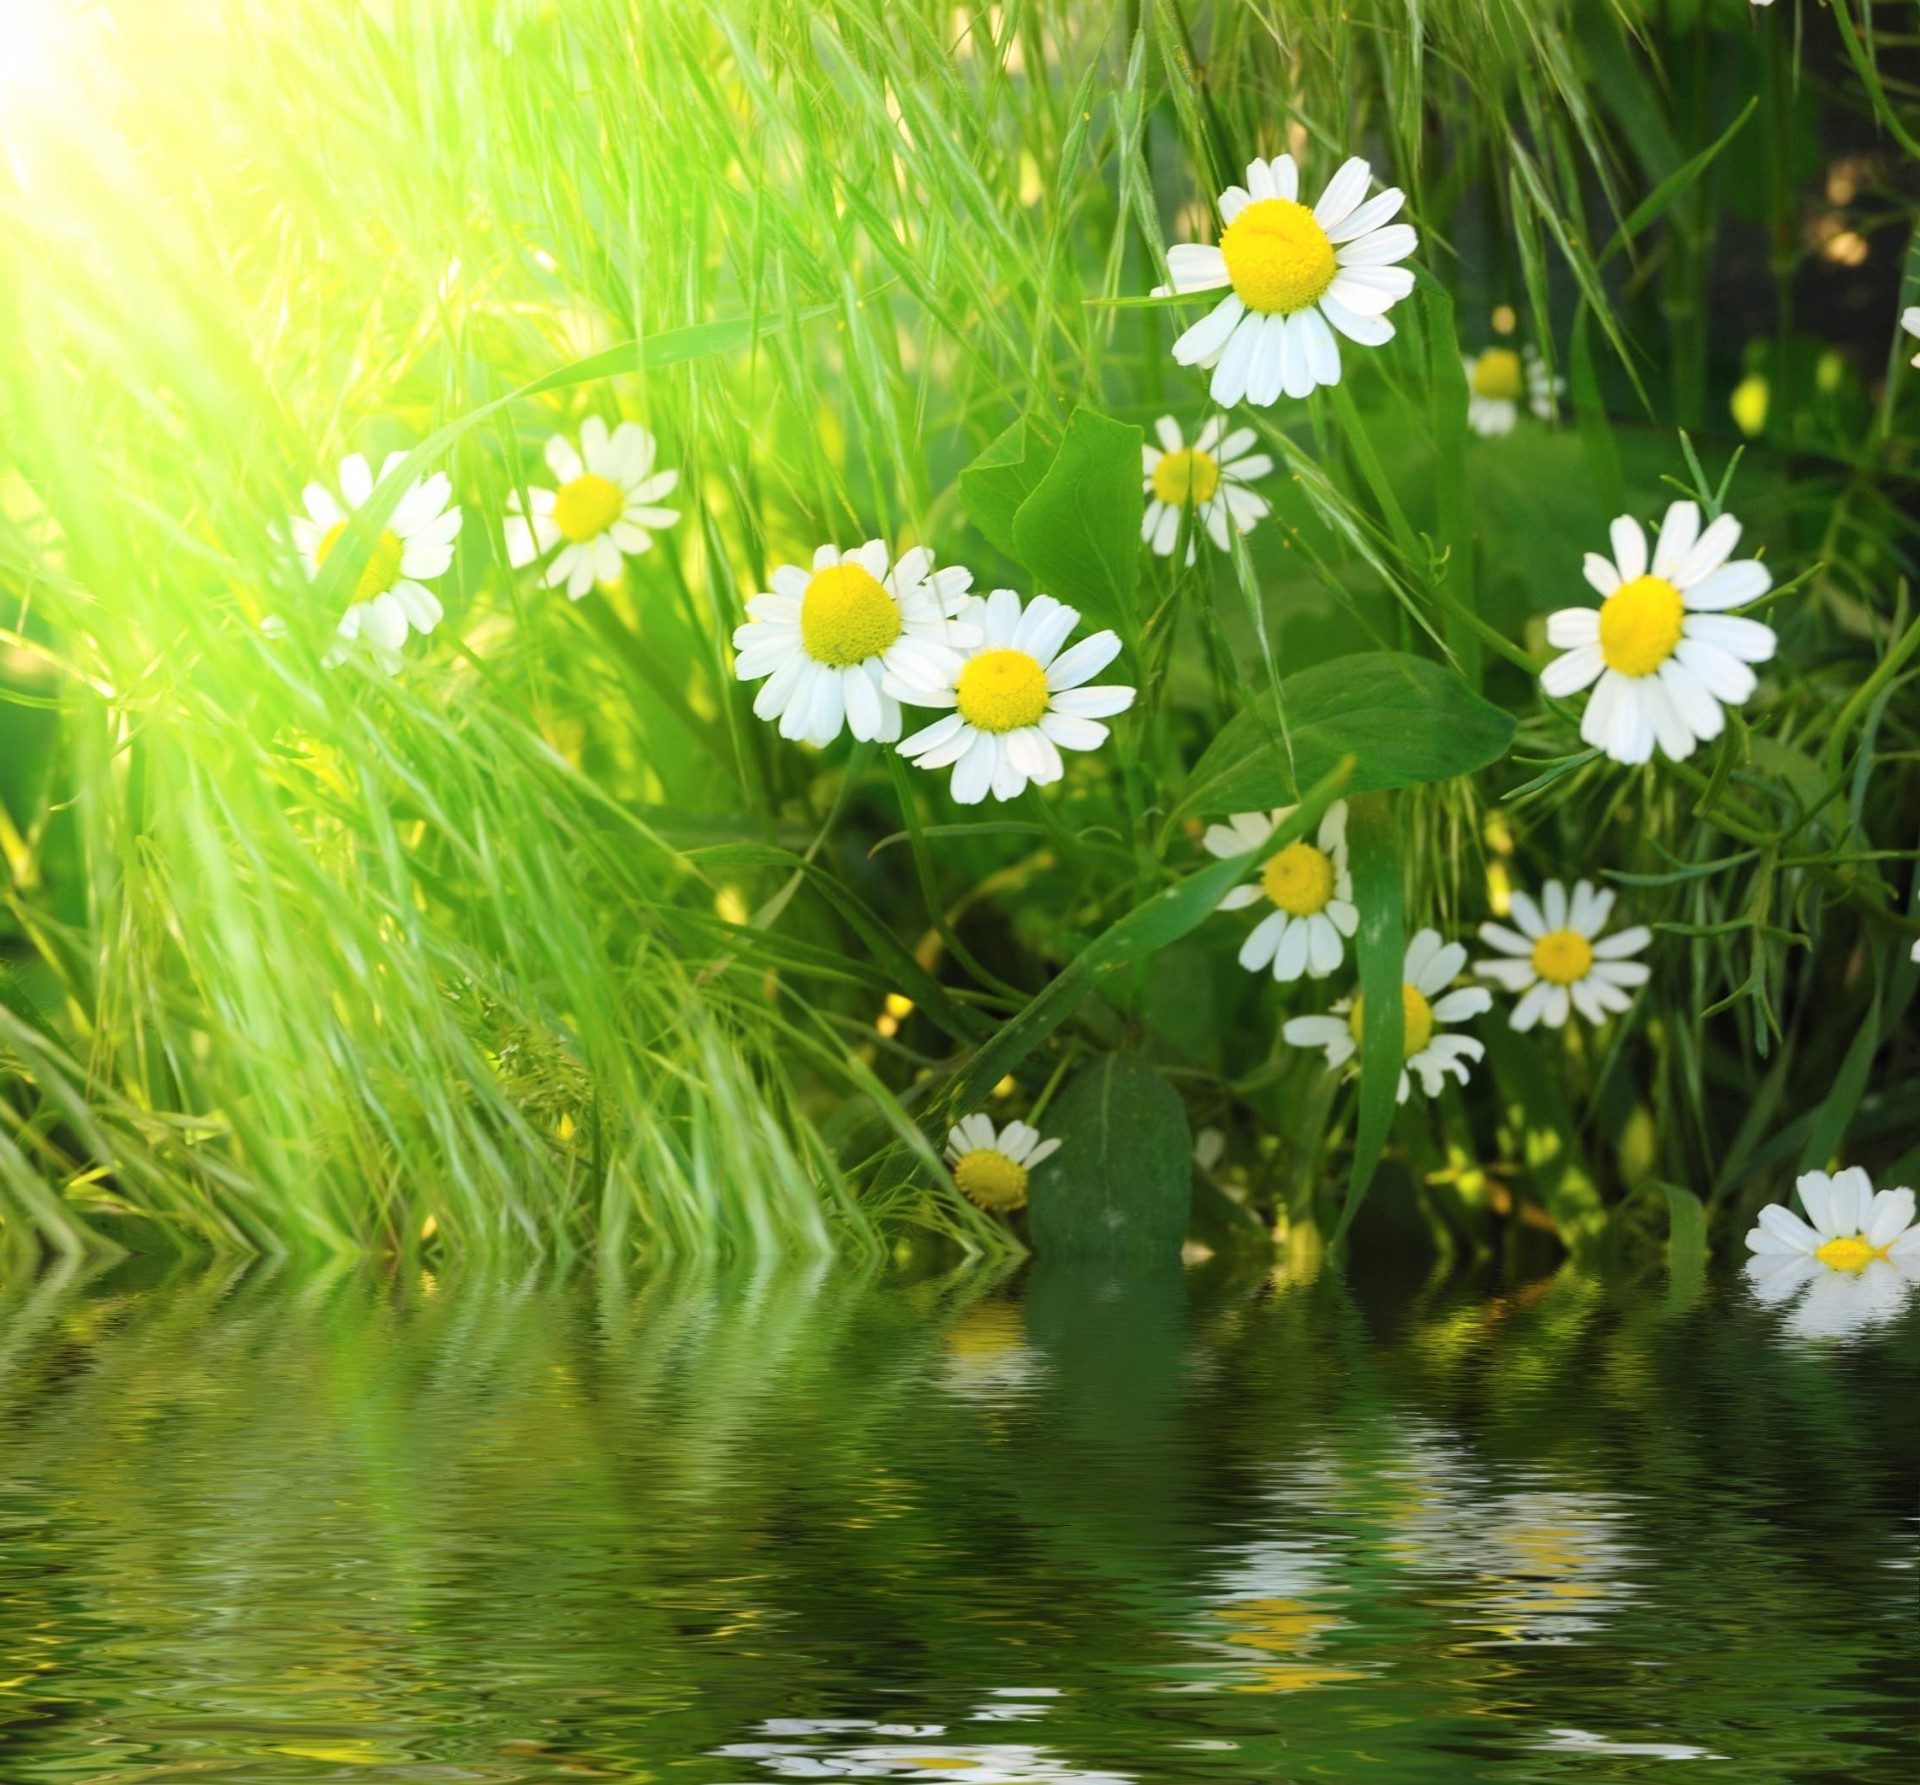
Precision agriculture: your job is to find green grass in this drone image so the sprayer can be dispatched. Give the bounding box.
[0,0,1916,1265]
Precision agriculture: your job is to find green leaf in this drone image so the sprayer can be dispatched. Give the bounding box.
[1009,406,1144,635]
[948,761,1352,1113]
[1335,792,1402,1243]
[1174,652,1515,820]
[1663,1182,1709,1310]
[959,417,1052,563]
[1026,1055,1191,1264]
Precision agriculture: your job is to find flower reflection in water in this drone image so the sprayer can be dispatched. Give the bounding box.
[1201,1539,1368,1692]
[940,1300,1046,1402]
[717,1717,1129,1783]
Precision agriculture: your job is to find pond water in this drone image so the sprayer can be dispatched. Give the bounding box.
[0,1255,1913,1783]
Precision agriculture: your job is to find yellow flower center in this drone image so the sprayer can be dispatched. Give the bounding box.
[800,562,902,667]
[1261,841,1336,917]
[1815,1234,1883,1273]
[1218,198,1338,315]
[552,472,625,544]
[955,647,1050,733]
[1470,348,1526,401]
[316,522,404,601]
[1151,447,1221,508]
[1530,928,1594,987]
[1348,982,1435,1060]
[953,1148,1030,1212]
[1598,574,1686,678]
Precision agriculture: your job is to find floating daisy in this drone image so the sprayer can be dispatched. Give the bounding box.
[1463,345,1561,437]
[1540,499,1776,765]
[1157,154,1417,406]
[1204,801,1357,981]
[1744,1167,1920,1339]
[1475,879,1652,1030]
[1141,415,1273,561]
[1902,306,1920,368]
[287,451,461,670]
[731,542,977,748]
[1282,928,1490,1104]
[897,591,1135,805]
[944,1114,1061,1213]
[503,418,680,599]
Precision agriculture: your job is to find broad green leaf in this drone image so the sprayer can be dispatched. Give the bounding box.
[1174,652,1515,820]
[947,761,1352,1114]
[959,417,1052,563]
[1009,406,1144,634]
[1335,792,1402,1243]
[1663,1182,1708,1310]
[1026,1055,1191,1264]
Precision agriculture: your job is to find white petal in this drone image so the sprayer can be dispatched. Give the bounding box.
[1609,516,1648,582]
[1683,614,1776,664]
[1652,500,1701,578]
[1045,631,1121,690]
[1682,560,1771,611]
[1674,513,1742,587]
[1547,607,1600,648]
[1541,644,1605,698]
[1326,187,1404,244]
[1582,553,1623,598]
[1173,295,1246,368]
[1312,294,1388,349]
[1313,157,1372,232]
[1334,223,1417,267]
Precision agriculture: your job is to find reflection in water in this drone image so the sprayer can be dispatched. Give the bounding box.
[0,1255,1912,1783]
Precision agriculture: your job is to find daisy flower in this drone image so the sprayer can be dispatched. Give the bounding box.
[1901,306,1920,368]
[1141,415,1273,562]
[1745,1167,1920,1340]
[287,451,461,670]
[896,591,1135,805]
[1157,154,1417,406]
[731,541,978,748]
[503,417,680,599]
[944,1114,1061,1213]
[1463,345,1561,437]
[1540,499,1776,765]
[1282,928,1491,1104]
[1204,801,1357,981]
[1475,879,1652,1030]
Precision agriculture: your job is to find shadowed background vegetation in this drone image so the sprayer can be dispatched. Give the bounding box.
[1,0,1917,1265]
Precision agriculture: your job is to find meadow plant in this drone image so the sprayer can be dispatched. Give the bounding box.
[0,0,1916,1276]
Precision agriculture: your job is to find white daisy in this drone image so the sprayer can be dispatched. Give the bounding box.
[1463,345,1561,437]
[287,451,461,671]
[731,541,978,748]
[1141,415,1273,562]
[1204,801,1358,982]
[1744,1167,1920,1340]
[896,591,1136,805]
[1475,878,1652,1030]
[944,1114,1062,1213]
[1540,499,1777,765]
[1156,154,1417,406]
[503,417,680,599]
[1282,928,1491,1104]
[1902,305,1920,368]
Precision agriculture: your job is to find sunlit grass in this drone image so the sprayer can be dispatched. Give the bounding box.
[0,0,1915,1263]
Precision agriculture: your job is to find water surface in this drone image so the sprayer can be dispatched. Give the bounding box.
[0,1256,1913,1782]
